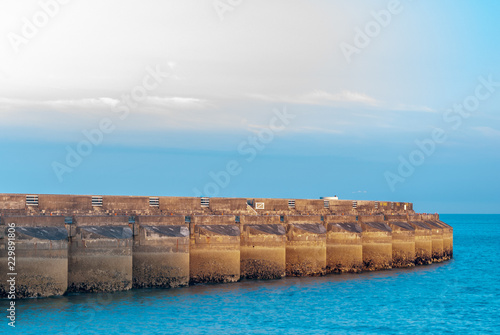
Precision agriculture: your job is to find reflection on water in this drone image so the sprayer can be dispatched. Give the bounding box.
[5,215,500,334]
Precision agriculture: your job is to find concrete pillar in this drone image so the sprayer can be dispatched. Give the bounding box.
[359,215,392,271]
[435,219,453,260]
[0,216,68,298]
[324,215,363,273]
[240,215,286,280]
[285,216,326,276]
[133,216,190,288]
[68,216,133,292]
[424,220,445,262]
[385,219,415,268]
[408,220,433,265]
[190,216,240,284]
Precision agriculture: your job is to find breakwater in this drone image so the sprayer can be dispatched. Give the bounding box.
[0,194,453,298]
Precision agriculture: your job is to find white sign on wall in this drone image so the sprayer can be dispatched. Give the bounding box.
[256,202,265,210]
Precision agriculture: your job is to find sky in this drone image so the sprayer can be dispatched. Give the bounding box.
[0,0,499,214]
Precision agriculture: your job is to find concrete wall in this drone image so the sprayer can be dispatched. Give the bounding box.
[424,220,445,262]
[133,216,189,288]
[68,216,133,292]
[436,220,453,260]
[250,198,292,214]
[409,220,433,265]
[240,215,286,279]
[324,215,363,273]
[359,215,392,271]
[327,200,413,215]
[0,194,415,216]
[210,198,248,214]
[386,220,416,268]
[0,194,25,210]
[294,200,327,214]
[0,216,68,298]
[189,215,240,283]
[0,194,452,298]
[285,216,326,276]
[159,197,202,214]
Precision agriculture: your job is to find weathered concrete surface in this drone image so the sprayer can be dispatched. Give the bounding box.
[409,221,433,265]
[190,216,240,284]
[285,219,327,276]
[0,223,68,298]
[0,195,25,210]
[386,220,415,268]
[210,198,248,215]
[424,220,445,262]
[294,199,328,214]
[68,216,133,292]
[133,216,189,289]
[0,194,453,299]
[359,216,392,271]
[436,220,453,260]
[250,198,296,215]
[324,215,363,273]
[240,216,286,280]
[326,200,413,215]
[159,197,207,215]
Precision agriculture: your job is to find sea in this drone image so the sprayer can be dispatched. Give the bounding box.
[3,214,499,334]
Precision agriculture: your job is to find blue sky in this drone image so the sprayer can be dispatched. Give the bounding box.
[0,0,499,213]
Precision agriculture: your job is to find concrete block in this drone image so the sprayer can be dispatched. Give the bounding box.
[434,220,453,260]
[359,216,392,271]
[133,216,189,288]
[190,216,240,284]
[324,215,363,273]
[240,215,286,279]
[0,226,68,298]
[285,223,327,276]
[425,221,445,262]
[386,221,415,268]
[68,217,133,292]
[409,221,433,265]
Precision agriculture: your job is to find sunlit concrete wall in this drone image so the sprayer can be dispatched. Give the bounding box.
[240,215,286,279]
[68,216,133,292]
[359,215,392,271]
[0,216,67,298]
[133,215,189,288]
[285,215,326,276]
[324,215,363,273]
[189,215,240,283]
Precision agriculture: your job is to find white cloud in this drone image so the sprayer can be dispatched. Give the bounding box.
[146,96,211,110]
[301,90,379,106]
[472,126,500,138]
[247,90,437,114]
[393,103,436,113]
[248,90,379,108]
[291,126,344,135]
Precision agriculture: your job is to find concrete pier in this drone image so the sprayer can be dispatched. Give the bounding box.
[68,216,133,292]
[359,215,393,271]
[285,216,327,276]
[385,217,416,268]
[0,216,68,298]
[189,215,240,284]
[240,215,286,279]
[0,194,453,298]
[324,215,363,273]
[133,216,189,288]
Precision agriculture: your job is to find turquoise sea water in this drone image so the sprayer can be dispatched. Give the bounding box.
[3,214,499,334]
